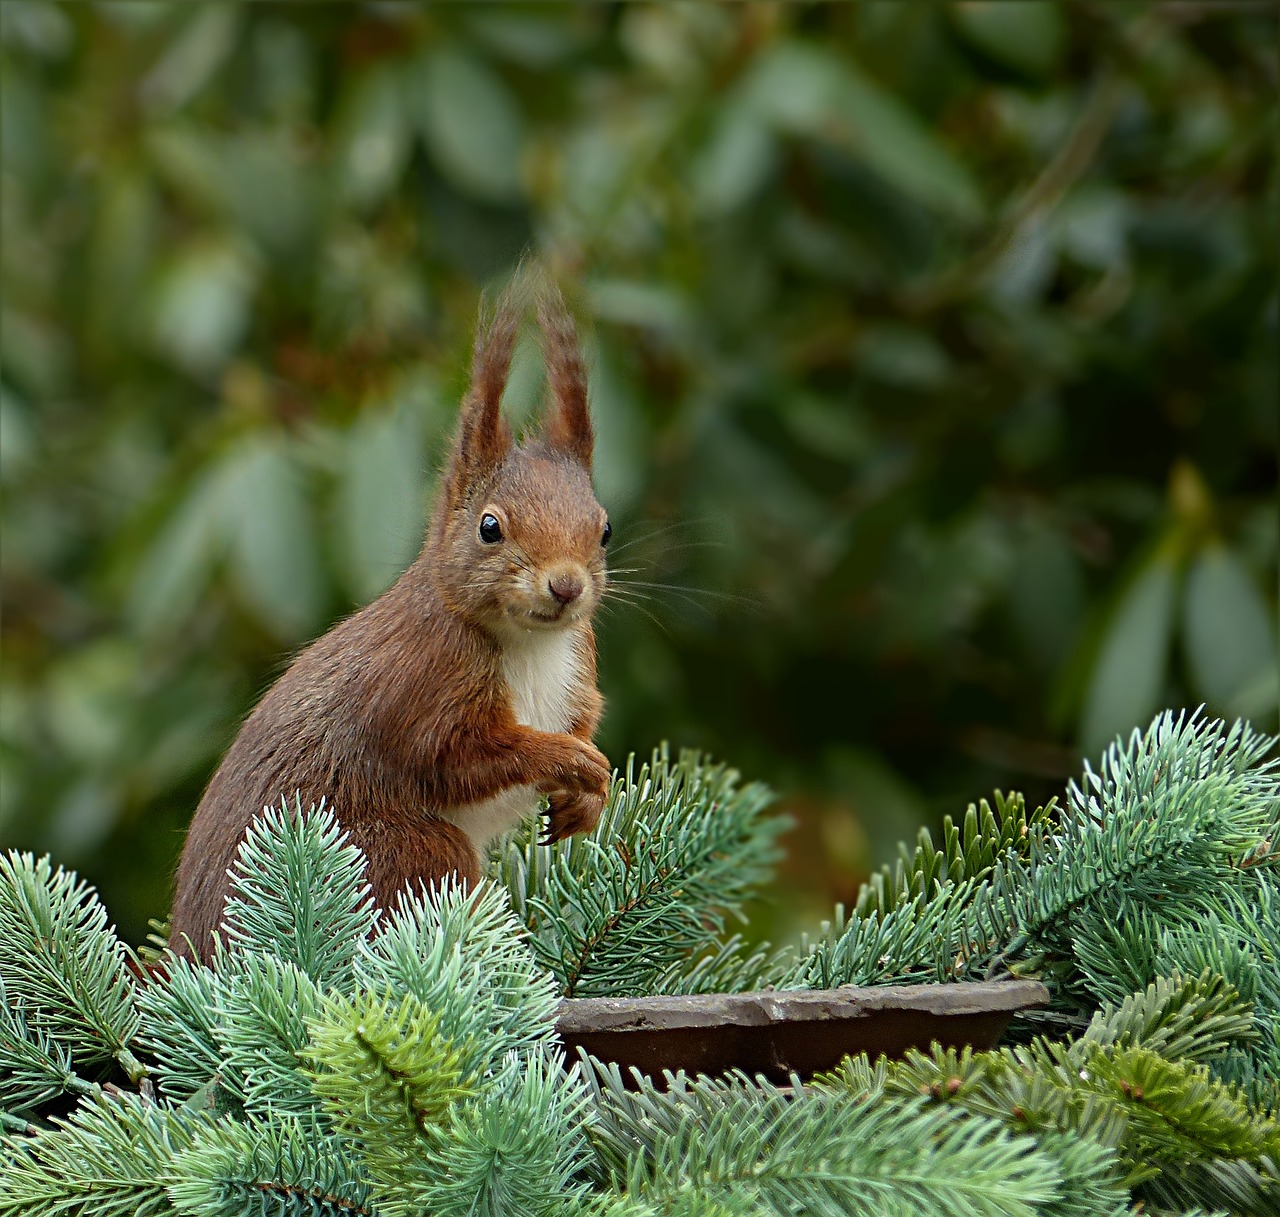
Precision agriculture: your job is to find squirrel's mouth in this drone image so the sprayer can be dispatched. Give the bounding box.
[513,581,595,628]
[524,606,569,625]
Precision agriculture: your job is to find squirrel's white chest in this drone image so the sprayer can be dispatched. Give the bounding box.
[442,630,582,850]
[502,629,580,733]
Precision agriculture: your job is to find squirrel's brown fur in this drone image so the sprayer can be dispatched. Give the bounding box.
[168,275,611,961]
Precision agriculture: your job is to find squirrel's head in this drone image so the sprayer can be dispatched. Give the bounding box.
[430,276,610,637]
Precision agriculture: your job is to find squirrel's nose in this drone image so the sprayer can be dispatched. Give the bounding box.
[548,574,584,606]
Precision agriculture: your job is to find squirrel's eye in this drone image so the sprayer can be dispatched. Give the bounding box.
[601,520,613,548]
[478,514,503,544]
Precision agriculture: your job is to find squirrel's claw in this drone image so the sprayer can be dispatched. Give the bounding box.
[543,788,604,844]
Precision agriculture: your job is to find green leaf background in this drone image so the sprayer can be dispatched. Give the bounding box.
[0,2,1274,942]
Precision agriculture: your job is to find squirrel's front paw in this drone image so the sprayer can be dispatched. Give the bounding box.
[542,788,605,844]
[540,738,610,799]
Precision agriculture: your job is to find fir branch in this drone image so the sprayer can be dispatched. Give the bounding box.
[305,988,477,1132]
[784,877,1010,989]
[1207,1041,1280,1118]
[988,1035,1280,1195]
[854,791,1053,920]
[825,1008,1279,1212]
[303,989,477,1217]
[213,951,326,1117]
[1080,972,1258,1065]
[1157,904,1268,1011]
[168,1113,374,1217]
[579,1059,740,1190]
[354,880,562,1078]
[781,793,1066,992]
[1131,1209,1230,1217]
[1084,850,1280,1101]
[496,749,784,998]
[623,1080,1065,1217]
[566,1195,749,1217]
[1073,713,1277,856]
[1084,1045,1279,1171]
[219,796,377,989]
[134,955,227,1107]
[0,1091,201,1217]
[1029,1129,1132,1217]
[1137,1153,1277,1216]
[0,1111,43,1136]
[587,1062,1099,1217]
[1068,904,1169,1008]
[824,1040,1132,1168]
[0,852,145,1082]
[819,1052,891,1102]
[1192,878,1280,1034]
[412,1049,594,1217]
[1000,712,1279,977]
[650,933,795,997]
[0,983,98,1113]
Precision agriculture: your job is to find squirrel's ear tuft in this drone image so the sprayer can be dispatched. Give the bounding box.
[537,279,593,469]
[446,281,522,501]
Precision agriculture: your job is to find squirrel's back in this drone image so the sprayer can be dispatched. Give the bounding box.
[168,572,488,951]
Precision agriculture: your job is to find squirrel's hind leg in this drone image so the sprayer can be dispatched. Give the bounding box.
[344,808,482,914]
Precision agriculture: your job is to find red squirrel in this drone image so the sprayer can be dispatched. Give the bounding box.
[167,276,611,961]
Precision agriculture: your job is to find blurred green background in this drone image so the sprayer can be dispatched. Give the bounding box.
[2,1,1276,945]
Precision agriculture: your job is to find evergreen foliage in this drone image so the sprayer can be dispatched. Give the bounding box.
[622,1083,1064,1217]
[496,748,785,998]
[217,798,375,990]
[0,1091,202,1217]
[303,990,480,1212]
[1000,717,1278,994]
[821,968,1280,1214]
[167,1114,371,1217]
[2,718,1278,1216]
[0,983,90,1115]
[134,955,223,1107]
[851,791,1054,921]
[0,852,145,1083]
